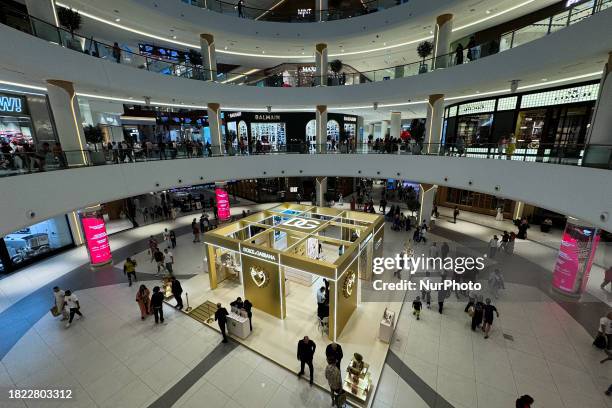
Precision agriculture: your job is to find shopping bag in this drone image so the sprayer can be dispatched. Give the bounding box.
[50,305,60,317]
[593,333,607,349]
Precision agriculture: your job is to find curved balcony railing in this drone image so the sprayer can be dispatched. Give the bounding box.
[2,0,609,88]
[1,142,610,179]
[185,0,398,22]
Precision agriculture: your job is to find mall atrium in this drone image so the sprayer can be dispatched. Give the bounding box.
[0,0,611,407]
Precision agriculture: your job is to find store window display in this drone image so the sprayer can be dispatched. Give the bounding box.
[1,215,73,272]
[306,119,316,152]
[456,114,493,145]
[250,122,286,152]
[327,120,340,150]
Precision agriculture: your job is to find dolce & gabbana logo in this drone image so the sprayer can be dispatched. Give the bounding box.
[242,246,276,262]
[281,218,322,230]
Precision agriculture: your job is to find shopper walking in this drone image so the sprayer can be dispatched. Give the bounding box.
[453,206,460,223]
[297,336,316,385]
[63,290,83,328]
[151,286,164,324]
[482,298,499,339]
[243,298,253,331]
[471,296,484,331]
[325,342,344,370]
[440,241,450,260]
[136,285,151,320]
[169,230,177,248]
[52,286,69,321]
[164,248,174,275]
[437,287,448,314]
[488,235,499,259]
[112,42,121,63]
[192,219,201,242]
[601,266,612,290]
[236,0,245,18]
[214,303,229,342]
[171,277,183,310]
[153,248,166,276]
[412,296,422,320]
[124,257,137,286]
[325,358,343,406]
[163,228,170,247]
[148,236,158,261]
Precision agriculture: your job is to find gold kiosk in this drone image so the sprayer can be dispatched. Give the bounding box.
[203,203,384,340]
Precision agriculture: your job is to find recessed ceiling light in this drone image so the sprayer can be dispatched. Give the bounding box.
[262,51,265,54]
[541,78,548,81]
[475,91,480,93]
[115,18,121,22]
[383,42,386,46]
[224,46,228,50]
[172,35,177,39]
[485,10,491,14]
[429,30,433,34]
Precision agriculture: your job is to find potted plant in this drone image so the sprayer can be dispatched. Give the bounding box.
[416,40,433,74]
[57,7,83,51]
[83,125,106,164]
[329,59,343,85]
[188,49,203,79]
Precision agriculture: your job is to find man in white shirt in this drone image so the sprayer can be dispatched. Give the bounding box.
[163,228,170,246]
[63,290,83,328]
[52,286,69,321]
[164,248,174,275]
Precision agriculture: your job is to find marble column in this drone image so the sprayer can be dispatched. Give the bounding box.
[207,103,223,155]
[425,94,445,154]
[45,80,89,166]
[433,13,454,69]
[584,52,612,168]
[316,105,328,153]
[315,43,328,86]
[200,33,217,81]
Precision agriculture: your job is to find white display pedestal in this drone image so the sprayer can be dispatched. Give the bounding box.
[378,309,395,343]
[227,313,250,339]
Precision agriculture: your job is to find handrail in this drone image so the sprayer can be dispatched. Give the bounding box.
[1,142,610,179]
[1,0,610,87]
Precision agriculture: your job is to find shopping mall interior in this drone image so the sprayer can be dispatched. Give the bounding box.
[0,0,611,407]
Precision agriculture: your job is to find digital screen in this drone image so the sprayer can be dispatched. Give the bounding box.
[82,215,112,265]
[215,188,231,221]
[552,223,600,294]
[290,187,298,193]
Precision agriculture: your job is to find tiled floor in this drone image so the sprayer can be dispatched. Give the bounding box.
[2,195,611,408]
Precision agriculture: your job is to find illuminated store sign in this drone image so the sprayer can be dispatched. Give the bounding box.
[281,218,322,230]
[81,215,112,265]
[242,246,277,262]
[215,188,231,220]
[254,114,281,121]
[343,116,357,122]
[343,271,356,298]
[249,265,270,287]
[297,8,312,17]
[227,112,242,119]
[457,100,496,115]
[0,95,23,113]
[520,84,599,109]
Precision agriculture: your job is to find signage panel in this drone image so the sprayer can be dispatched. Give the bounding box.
[81,215,112,265]
[215,188,231,220]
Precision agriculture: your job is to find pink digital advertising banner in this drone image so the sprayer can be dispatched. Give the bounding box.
[215,188,231,221]
[82,215,112,265]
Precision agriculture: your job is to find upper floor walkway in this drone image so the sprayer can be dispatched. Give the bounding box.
[3,0,610,88]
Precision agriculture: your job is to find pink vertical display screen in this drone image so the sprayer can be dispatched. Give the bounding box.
[215,188,231,220]
[82,215,112,265]
[552,223,599,295]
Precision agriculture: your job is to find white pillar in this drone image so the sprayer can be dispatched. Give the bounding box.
[316,105,328,153]
[433,13,454,69]
[316,177,328,206]
[425,94,445,154]
[200,33,216,82]
[418,184,437,226]
[46,80,89,166]
[67,211,85,246]
[315,43,328,86]
[390,112,401,139]
[316,0,328,22]
[381,120,390,138]
[25,0,58,25]
[584,52,612,168]
[207,103,223,155]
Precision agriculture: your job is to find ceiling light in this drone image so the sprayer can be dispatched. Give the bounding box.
[224,46,228,50]
[485,10,491,14]
[172,35,177,39]
[115,18,121,22]
[541,78,548,81]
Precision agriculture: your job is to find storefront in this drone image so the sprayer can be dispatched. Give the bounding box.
[225,111,359,153]
[0,215,74,273]
[443,81,599,160]
[203,203,384,340]
[0,91,56,148]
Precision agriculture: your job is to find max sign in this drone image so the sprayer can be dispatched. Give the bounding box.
[0,96,22,113]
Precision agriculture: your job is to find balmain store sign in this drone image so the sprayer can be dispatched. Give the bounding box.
[254,114,281,121]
